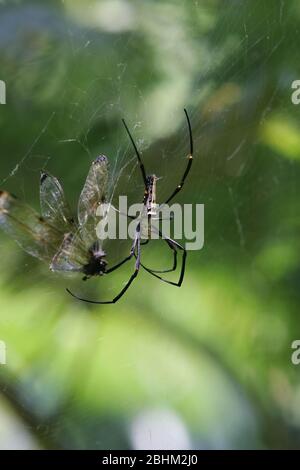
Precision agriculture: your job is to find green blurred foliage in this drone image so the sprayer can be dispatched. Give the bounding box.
[0,0,300,449]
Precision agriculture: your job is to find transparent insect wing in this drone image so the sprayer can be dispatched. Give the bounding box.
[40,172,75,231]
[77,155,109,246]
[0,191,64,262]
[50,232,89,273]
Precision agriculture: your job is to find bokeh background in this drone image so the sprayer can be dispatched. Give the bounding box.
[0,0,300,450]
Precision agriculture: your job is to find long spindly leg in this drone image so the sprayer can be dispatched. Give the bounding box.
[106,253,133,273]
[141,243,186,287]
[66,226,142,304]
[139,229,187,286]
[103,231,141,304]
[163,109,193,205]
[122,119,147,186]
[139,237,178,274]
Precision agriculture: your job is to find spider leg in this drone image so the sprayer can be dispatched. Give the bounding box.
[150,238,178,273]
[136,237,177,273]
[140,232,186,286]
[122,118,147,186]
[141,240,187,287]
[106,232,141,304]
[66,225,141,304]
[163,109,193,205]
[106,254,133,273]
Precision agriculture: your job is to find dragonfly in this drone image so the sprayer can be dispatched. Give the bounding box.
[0,155,124,300]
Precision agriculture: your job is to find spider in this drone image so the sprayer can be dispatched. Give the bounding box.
[0,110,193,304]
[67,108,194,304]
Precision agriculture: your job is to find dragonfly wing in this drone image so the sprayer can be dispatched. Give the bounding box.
[50,232,89,272]
[40,172,75,231]
[0,190,63,262]
[77,155,109,248]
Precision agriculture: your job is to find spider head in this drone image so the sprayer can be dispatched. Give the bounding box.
[146,174,158,187]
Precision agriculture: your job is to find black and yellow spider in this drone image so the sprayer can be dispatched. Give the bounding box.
[0,110,193,304]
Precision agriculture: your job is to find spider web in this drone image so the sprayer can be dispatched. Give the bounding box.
[0,0,298,451]
[0,0,291,295]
